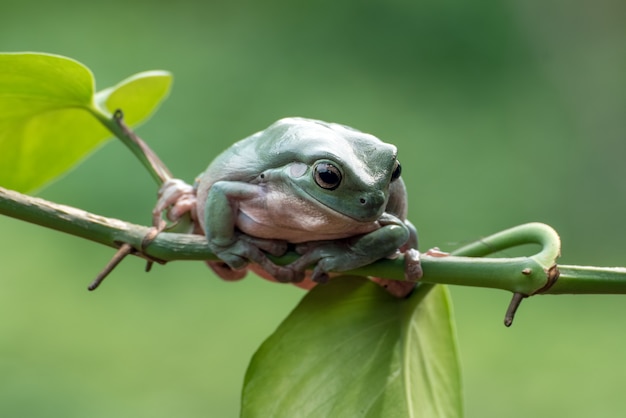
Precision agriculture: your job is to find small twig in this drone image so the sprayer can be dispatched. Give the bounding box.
[504,292,526,327]
[85,110,176,288]
[88,243,134,290]
[113,109,172,184]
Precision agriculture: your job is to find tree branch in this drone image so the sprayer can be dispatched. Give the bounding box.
[2,185,626,299]
[0,186,213,262]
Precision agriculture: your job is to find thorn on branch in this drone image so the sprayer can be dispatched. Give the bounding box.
[88,243,134,291]
[503,265,560,326]
[504,292,526,327]
[87,224,169,291]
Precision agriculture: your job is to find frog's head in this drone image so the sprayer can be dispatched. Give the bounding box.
[266,118,402,223]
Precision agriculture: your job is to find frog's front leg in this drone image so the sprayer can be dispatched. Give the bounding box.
[291,214,422,287]
[203,181,298,282]
[153,178,200,234]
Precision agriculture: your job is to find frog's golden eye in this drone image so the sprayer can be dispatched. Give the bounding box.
[314,162,342,190]
[391,160,402,182]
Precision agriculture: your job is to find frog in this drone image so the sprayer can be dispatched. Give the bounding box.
[153,117,422,297]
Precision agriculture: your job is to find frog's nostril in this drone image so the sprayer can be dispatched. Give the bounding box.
[354,191,386,221]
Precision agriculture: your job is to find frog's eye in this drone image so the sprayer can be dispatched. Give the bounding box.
[314,162,342,190]
[391,160,402,182]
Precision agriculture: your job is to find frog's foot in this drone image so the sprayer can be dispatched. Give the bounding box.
[404,248,423,282]
[239,235,288,257]
[290,241,352,284]
[153,178,198,227]
[372,248,449,298]
[294,240,332,255]
[139,179,198,274]
[263,264,306,283]
[401,247,449,283]
[210,237,302,283]
[293,240,426,296]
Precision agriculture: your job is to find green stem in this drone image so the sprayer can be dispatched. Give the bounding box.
[88,107,171,185]
[3,186,626,297]
[0,186,213,262]
[549,265,626,294]
[450,222,561,267]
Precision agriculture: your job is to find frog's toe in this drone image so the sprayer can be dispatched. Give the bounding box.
[215,251,249,271]
[294,241,320,255]
[271,266,305,283]
[154,178,197,224]
[311,265,330,284]
[167,195,197,222]
[241,236,288,257]
[404,248,423,281]
[156,179,194,208]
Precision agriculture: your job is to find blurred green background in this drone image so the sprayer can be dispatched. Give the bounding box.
[1,0,625,416]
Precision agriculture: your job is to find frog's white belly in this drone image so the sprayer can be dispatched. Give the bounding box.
[236,185,380,243]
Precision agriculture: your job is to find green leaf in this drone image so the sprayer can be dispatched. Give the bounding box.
[95,70,172,127]
[0,52,172,192]
[241,278,462,418]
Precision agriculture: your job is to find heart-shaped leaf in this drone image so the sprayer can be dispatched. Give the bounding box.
[0,52,172,192]
[242,278,462,418]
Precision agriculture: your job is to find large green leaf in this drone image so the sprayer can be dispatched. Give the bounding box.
[0,52,172,192]
[242,278,462,418]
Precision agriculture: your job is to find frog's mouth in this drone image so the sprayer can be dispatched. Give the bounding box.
[295,184,386,224]
[237,181,383,243]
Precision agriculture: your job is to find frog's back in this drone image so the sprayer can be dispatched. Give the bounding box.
[195,117,402,216]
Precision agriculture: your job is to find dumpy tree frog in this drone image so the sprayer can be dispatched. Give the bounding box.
[155,117,422,296]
